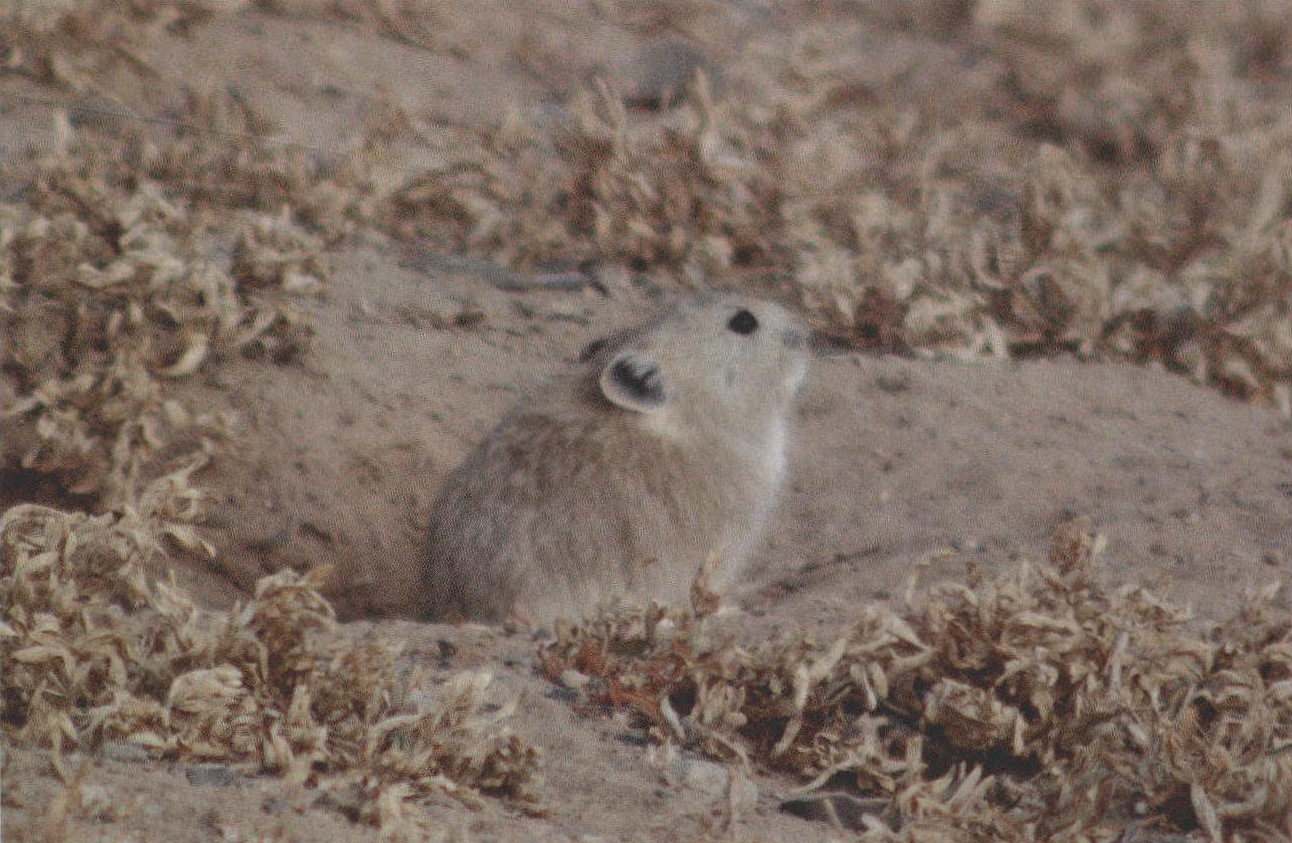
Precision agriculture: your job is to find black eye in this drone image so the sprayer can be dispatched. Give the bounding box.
[727,309,758,335]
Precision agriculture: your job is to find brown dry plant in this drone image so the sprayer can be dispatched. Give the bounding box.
[8,2,1291,408]
[0,129,337,511]
[0,497,541,820]
[541,518,1292,841]
[375,2,1292,411]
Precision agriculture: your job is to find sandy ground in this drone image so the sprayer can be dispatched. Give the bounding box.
[3,3,1291,842]
[159,238,1292,630]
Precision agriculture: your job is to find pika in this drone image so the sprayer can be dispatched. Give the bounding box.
[418,294,809,626]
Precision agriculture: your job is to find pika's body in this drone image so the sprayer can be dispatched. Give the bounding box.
[419,295,808,625]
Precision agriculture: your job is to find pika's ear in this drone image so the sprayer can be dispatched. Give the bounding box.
[600,350,668,412]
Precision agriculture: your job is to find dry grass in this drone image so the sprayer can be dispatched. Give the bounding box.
[1,5,540,829]
[8,2,1288,412]
[377,2,1292,412]
[541,518,1292,841]
[0,500,541,825]
[0,132,331,513]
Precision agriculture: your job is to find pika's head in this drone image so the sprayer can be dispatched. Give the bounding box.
[583,295,809,438]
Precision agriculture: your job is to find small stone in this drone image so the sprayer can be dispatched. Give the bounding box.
[436,638,457,667]
[558,668,591,691]
[781,792,888,830]
[951,536,986,553]
[79,783,117,822]
[619,37,721,110]
[101,740,151,763]
[315,785,366,823]
[668,756,757,813]
[616,731,651,748]
[875,371,912,394]
[186,764,242,787]
[545,686,579,704]
[677,758,726,795]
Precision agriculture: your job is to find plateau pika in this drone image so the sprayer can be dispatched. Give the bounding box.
[419,294,809,626]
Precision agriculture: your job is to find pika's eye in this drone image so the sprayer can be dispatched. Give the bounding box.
[727,309,758,335]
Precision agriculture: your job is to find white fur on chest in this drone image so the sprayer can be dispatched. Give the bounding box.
[762,417,788,489]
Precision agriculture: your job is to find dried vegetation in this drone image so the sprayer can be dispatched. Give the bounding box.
[541,519,1292,841]
[1,1,540,828]
[384,2,1292,412]
[1,122,336,515]
[1,502,540,819]
[8,2,1289,416]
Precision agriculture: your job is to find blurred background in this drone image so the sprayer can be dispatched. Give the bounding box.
[5,1,1290,416]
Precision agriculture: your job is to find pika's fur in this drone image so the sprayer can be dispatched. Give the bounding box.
[419,294,809,625]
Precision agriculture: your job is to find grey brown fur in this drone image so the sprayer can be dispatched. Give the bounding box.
[419,294,809,625]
